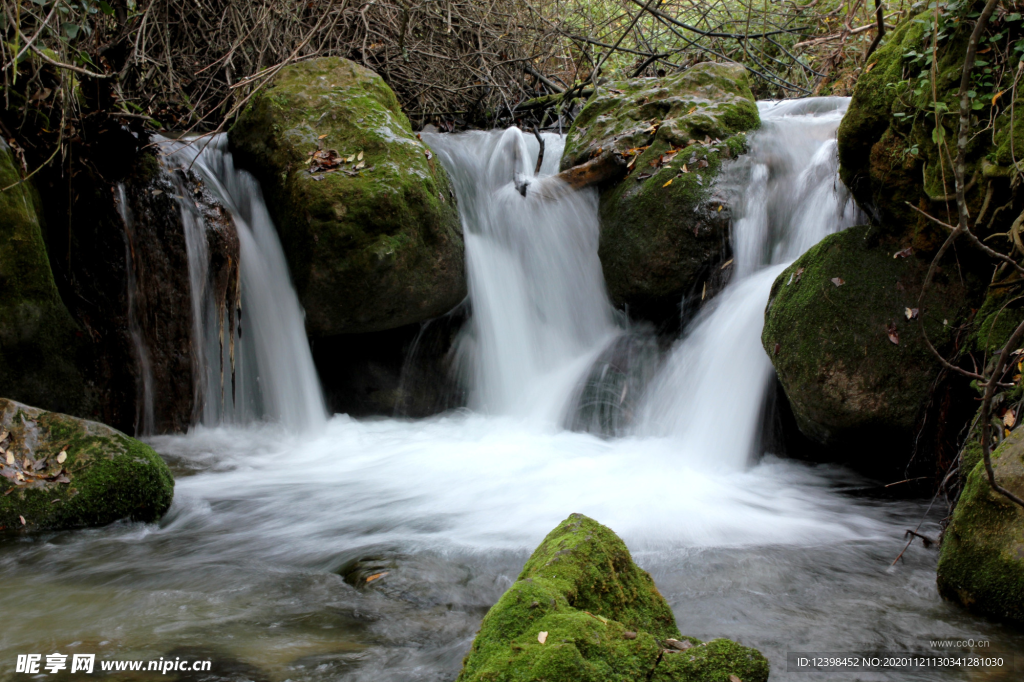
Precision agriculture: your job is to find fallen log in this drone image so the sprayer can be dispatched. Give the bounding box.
[521,150,628,200]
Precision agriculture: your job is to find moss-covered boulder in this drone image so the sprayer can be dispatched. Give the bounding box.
[837,3,1018,249]
[937,427,1024,624]
[762,225,974,469]
[0,398,173,532]
[0,139,91,417]
[229,57,464,336]
[456,513,769,682]
[561,64,760,321]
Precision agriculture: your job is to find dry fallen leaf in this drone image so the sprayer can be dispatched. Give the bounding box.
[357,151,364,161]
[365,571,388,584]
[993,90,1006,106]
[19,515,25,526]
[538,631,548,644]
[893,247,914,259]
[1004,409,1016,428]
[887,322,900,345]
[701,282,707,301]
[5,452,12,466]
[728,675,743,682]
[662,178,673,188]
[318,134,328,140]
[681,164,689,173]
[687,106,697,114]
[57,451,67,464]
[831,277,845,287]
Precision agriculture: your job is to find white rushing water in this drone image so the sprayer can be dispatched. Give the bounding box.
[425,129,619,422]
[638,98,863,469]
[156,135,327,432]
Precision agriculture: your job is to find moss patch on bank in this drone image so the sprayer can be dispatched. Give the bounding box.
[456,513,768,682]
[937,427,1024,624]
[0,398,173,532]
[0,140,90,416]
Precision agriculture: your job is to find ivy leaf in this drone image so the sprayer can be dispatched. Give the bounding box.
[63,22,80,40]
[98,1,115,15]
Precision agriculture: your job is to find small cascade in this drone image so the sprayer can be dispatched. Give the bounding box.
[425,128,620,422]
[114,185,157,435]
[637,97,863,467]
[155,135,327,432]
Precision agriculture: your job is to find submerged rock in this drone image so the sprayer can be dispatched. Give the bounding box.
[0,139,90,417]
[937,427,1024,624]
[0,398,174,532]
[761,225,973,471]
[561,64,760,323]
[229,57,465,337]
[456,513,768,682]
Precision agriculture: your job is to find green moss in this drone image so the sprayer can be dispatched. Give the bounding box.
[229,57,465,336]
[762,225,972,460]
[0,398,173,532]
[937,427,1024,624]
[0,140,89,416]
[560,64,759,316]
[456,514,769,682]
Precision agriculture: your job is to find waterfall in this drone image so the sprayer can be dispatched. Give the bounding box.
[155,135,327,432]
[425,129,621,422]
[637,97,863,468]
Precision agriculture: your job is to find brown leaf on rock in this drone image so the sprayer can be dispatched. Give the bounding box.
[905,307,919,320]
[728,676,743,682]
[893,247,914,259]
[57,451,67,464]
[697,158,709,169]
[831,277,844,287]
[887,322,900,345]
[538,631,548,644]
[635,173,652,181]
[1004,409,1016,428]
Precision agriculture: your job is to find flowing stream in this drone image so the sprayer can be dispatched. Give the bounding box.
[2,102,1023,681]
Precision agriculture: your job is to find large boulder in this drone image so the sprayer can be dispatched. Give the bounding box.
[937,427,1024,624]
[561,63,760,322]
[0,139,89,417]
[761,225,974,470]
[0,398,174,532]
[456,513,769,682]
[229,57,465,337]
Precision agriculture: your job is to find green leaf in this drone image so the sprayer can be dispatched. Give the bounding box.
[63,22,79,40]
[98,0,114,14]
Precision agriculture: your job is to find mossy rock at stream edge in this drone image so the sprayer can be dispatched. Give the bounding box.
[229,57,465,337]
[456,513,769,682]
[761,225,974,471]
[937,427,1024,624]
[0,139,91,417]
[837,2,1021,252]
[560,63,760,322]
[0,398,173,532]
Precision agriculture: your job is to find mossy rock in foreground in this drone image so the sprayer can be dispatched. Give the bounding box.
[561,63,760,322]
[229,57,464,337]
[456,513,769,682]
[937,428,1024,624]
[762,225,973,471]
[0,398,173,532]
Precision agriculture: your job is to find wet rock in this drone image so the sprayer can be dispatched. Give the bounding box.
[229,57,465,337]
[0,397,174,532]
[456,513,768,682]
[761,225,975,473]
[560,64,760,323]
[117,151,240,433]
[937,427,1024,625]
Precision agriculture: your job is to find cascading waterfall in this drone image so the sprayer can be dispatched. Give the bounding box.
[156,135,327,432]
[425,128,621,422]
[637,98,863,467]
